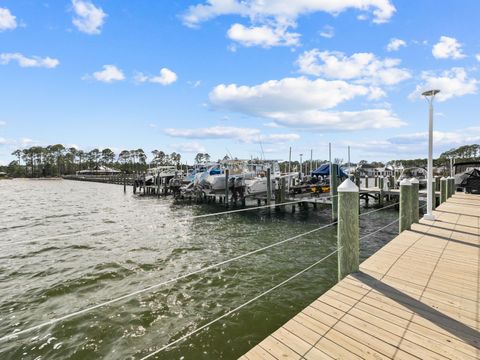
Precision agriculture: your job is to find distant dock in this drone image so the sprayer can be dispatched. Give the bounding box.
[241,193,480,359]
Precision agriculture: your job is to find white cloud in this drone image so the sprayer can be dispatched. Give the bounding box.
[164,126,300,144]
[432,36,465,59]
[85,65,125,83]
[135,68,177,85]
[171,142,207,153]
[0,7,17,31]
[296,50,411,86]
[183,0,396,27]
[165,126,260,139]
[319,25,334,39]
[386,38,406,52]
[267,109,405,131]
[0,121,6,126]
[409,67,477,102]
[227,23,300,47]
[0,53,59,68]
[210,77,373,114]
[71,0,107,35]
[476,54,480,62]
[182,0,395,47]
[209,77,405,131]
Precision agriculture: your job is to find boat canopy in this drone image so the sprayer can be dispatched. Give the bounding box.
[312,164,347,177]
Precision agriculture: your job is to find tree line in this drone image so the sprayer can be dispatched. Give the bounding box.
[4,145,209,178]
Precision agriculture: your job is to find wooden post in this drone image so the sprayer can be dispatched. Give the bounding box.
[431,178,436,210]
[331,163,338,221]
[157,174,161,197]
[435,176,441,191]
[280,177,286,204]
[266,168,272,205]
[448,177,455,197]
[399,179,412,233]
[365,175,369,189]
[374,176,378,188]
[355,175,360,189]
[378,176,384,206]
[337,179,359,281]
[440,177,447,204]
[224,169,229,207]
[410,178,419,223]
[123,173,126,193]
[445,176,452,199]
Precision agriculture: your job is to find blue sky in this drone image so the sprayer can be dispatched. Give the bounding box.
[1,0,479,165]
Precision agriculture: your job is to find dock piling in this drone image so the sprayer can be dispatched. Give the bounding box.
[337,179,359,281]
[431,178,436,210]
[410,178,419,223]
[331,163,338,221]
[399,179,412,233]
[266,168,272,206]
[440,177,447,204]
[225,169,230,208]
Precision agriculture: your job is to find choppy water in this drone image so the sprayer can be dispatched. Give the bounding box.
[0,179,399,359]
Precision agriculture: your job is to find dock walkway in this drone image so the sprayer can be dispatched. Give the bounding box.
[241,193,480,359]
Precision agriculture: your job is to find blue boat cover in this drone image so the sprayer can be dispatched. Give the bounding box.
[312,164,347,177]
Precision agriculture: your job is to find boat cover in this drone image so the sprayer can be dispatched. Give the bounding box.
[312,164,347,177]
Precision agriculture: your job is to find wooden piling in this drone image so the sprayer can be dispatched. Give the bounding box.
[440,177,447,204]
[378,177,384,206]
[123,173,126,193]
[431,178,436,210]
[337,179,359,281]
[399,179,412,233]
[224,169,229,207]
[410,178,419,223]
[266,168,272,205]
[365,176,369,188]
[331,163,338,221]
[374,176,378,188]
[448,177,455,197]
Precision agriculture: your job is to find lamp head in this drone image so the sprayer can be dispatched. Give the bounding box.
[422,89,440,97]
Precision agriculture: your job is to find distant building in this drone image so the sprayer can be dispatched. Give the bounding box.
[357,164,394,177]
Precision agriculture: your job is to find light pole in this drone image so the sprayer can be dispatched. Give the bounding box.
[422,89,440,221]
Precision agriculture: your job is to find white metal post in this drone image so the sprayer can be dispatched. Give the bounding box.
[424,98,435,220]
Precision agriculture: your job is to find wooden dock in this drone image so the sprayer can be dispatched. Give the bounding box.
[240,193,480,360]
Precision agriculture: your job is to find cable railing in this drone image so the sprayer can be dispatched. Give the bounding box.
[139,247,341,360]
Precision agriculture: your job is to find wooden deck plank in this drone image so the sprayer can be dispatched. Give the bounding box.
[240,194,480,359]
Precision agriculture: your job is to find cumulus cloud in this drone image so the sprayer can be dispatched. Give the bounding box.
[135,68,178,85]
[170,142,207,153]
[409,67,477,102]
[267,109,405,131]
[476,54,480,62]
[84,64,125,83]
[183,0,396,27]
[0,7,17,31]
[227,23,300,47]
[296,50,411,86]
[210,77,373,114]
[386,38,406,52]
[432,36,465,59]
[0,53,59,68]
[72,0,107,35]
[209,77,405,131]
[182,0,395,47]
[0,121,6,126]
[164,126,299,144]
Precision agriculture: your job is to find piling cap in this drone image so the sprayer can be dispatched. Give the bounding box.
[441,176,448,180]
[400,178,411,186]
[410,178,419,184]
[337,178,359,193]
